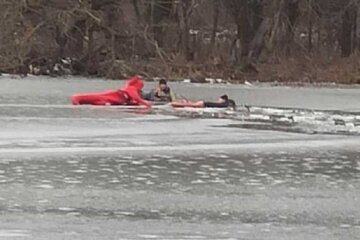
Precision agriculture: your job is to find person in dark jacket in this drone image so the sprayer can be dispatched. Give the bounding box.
[143,79,176,102]
[203,95,235,108]
[171,95,236,110]
[71,76,151,108]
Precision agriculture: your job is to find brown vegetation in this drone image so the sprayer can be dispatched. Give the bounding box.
[0,0,360,84]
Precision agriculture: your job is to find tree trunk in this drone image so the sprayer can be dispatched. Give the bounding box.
[341,5,356,57]
[224,0,264,65]
[238,0,252,58]
[246,18,271,65]
[307,0,313,52]
[177,0,196,61]
[209,0,220,55]
[86,27,96,75]
[147,0,173,47]
[356,2,360,51]
[132,0,141,23]
[284,0,299,56]
[55,25,67,60]
[250,0,264,34]
[178,0,189,60]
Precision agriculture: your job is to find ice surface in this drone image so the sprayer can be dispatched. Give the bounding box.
[1,76,360,240]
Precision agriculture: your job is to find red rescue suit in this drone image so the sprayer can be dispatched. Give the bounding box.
[71,76,150,107]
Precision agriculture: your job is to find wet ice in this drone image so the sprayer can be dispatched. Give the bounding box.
[1,76,360,239]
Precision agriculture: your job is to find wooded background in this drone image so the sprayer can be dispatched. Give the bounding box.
[1,0,360,83]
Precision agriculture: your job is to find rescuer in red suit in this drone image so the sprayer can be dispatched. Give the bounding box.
[71,76,151,108]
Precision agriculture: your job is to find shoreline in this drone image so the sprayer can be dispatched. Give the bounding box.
[2,73,360,90]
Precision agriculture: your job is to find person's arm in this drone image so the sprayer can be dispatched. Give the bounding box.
[153,88,163,101]
[127,88,152,108]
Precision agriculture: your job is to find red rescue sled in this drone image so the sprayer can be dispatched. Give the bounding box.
[170,101,203,108]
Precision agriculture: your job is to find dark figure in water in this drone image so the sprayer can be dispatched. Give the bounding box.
[143,79,176,102]
[171,95,236,110]
[202,95,236,109]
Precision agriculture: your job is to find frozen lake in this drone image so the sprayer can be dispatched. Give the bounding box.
[0,75,360,239]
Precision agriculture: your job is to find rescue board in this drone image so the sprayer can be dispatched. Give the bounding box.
[170,102,203,108]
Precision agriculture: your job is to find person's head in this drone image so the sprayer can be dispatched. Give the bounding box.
[158,79,168,91]
[219,94,229,103]
[127,75,144,91]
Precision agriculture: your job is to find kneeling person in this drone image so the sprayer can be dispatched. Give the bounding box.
[143,79,176,102]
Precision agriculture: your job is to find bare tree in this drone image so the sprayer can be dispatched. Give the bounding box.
[0,0,359,82]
